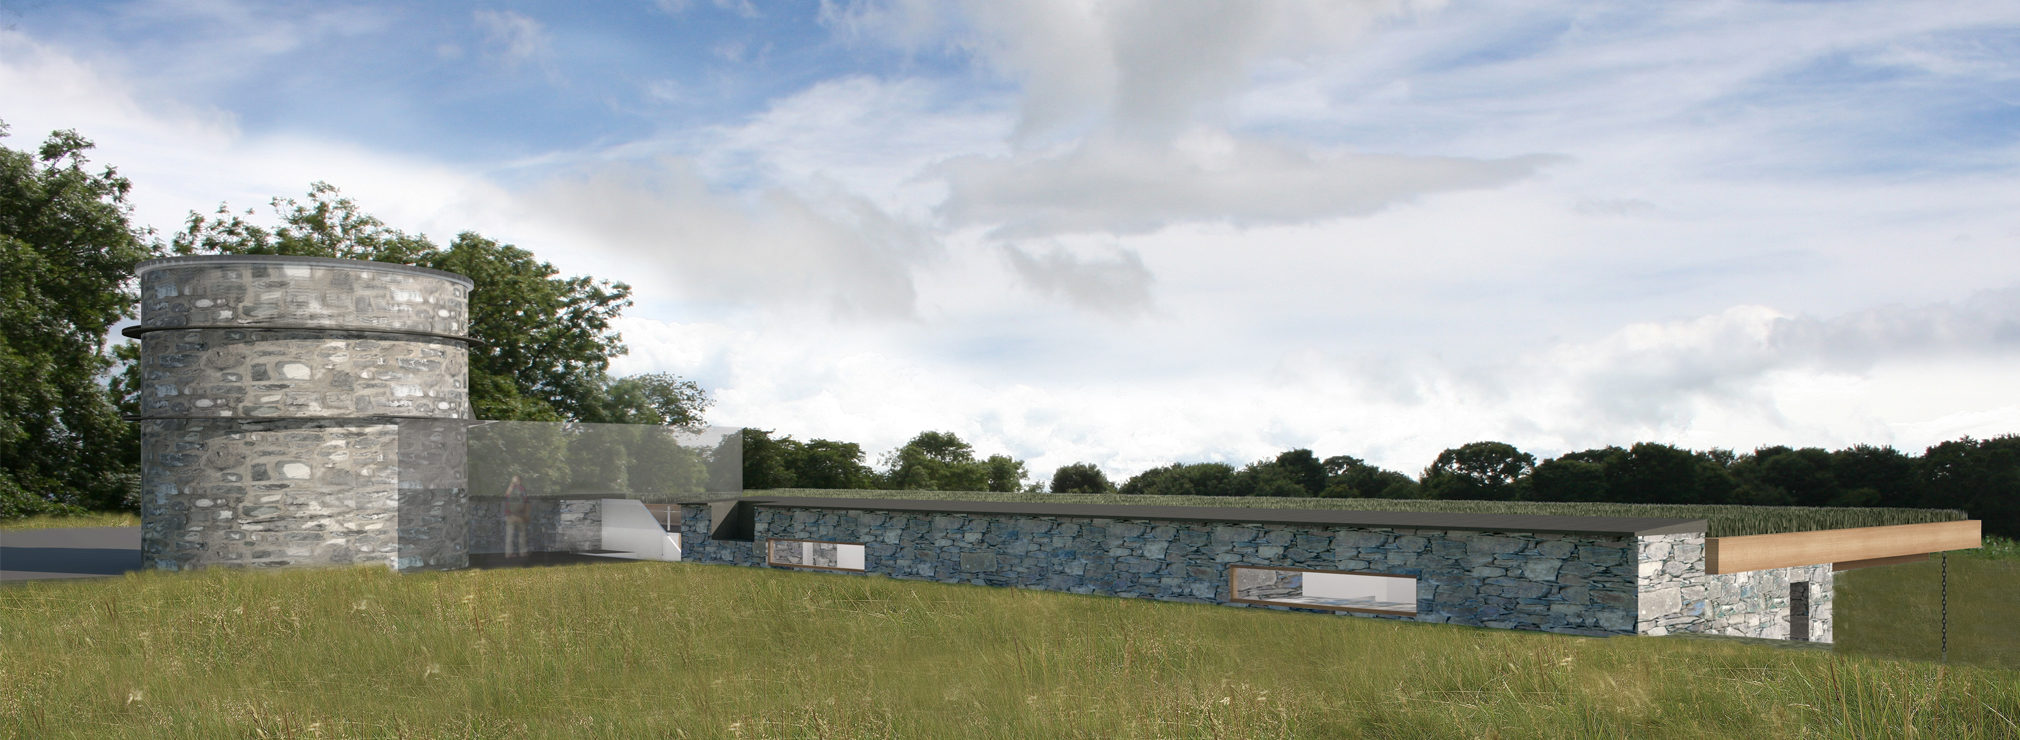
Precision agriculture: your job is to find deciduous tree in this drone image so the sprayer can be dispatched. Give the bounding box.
[0,123,160,516]
[1050,463,1115,494]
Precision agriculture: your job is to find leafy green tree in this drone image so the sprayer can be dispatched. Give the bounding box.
[0,123,160,517]
[1529,456,1609,502]
[1830,444,1917,508]
[882,431,989,491]
[1273,449,1328,496]
[1731,446,1839,507]
[793,439,876,489]
[581,372,713,429]
[1120,462,1238,497]
[740,428,802,490]
[1230,461,1308,497]
[1319,454,1417,499]
[1421,441,1535,500]
[1606,442,1715,504]
[1917,435,2020,539]
[982,454,1028,492]
[1050,463,1115,494]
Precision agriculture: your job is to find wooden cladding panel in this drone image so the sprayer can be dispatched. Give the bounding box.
[1707,520,1980,575]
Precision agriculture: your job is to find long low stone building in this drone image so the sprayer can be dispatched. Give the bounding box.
[644,496,1975,643]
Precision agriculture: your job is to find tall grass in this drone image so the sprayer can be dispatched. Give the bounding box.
[743,488,1969,537]
[4,559,2017,739]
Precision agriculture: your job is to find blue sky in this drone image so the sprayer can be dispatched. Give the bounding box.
[6,0,2019,482]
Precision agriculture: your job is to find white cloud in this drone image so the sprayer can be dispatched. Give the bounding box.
[475,10,550,67]
[515,158,939,321]
[937,130,1561,237]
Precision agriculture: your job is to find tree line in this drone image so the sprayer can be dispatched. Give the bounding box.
[743,428,2020,539]
[0,123,711,518]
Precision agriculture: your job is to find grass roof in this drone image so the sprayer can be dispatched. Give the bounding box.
[717,488,1968,538]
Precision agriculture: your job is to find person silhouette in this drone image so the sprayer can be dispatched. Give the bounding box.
[503,474,530,559]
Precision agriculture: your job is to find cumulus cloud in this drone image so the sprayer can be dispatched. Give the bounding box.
[1490,287,2020,440]
[938,131,1560,237]
[519,158,939,321]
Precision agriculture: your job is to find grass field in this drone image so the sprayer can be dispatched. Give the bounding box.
[723,488,1969,537]
[3,545,2017,738]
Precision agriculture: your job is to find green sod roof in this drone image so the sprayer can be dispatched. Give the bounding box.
[716,488,1967,538]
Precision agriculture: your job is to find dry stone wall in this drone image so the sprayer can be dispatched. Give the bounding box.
[679,504,1647,636]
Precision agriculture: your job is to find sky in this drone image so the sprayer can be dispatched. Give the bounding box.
[5,0,2019,483]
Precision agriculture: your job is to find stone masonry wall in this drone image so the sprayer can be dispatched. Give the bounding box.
[138,257,469,336]
[141,418,403,570]
[138,330,468,419]
[678,504,764,567]
[137,256,474,573]
[680,505,1645,636]
[1636,532,1834,642]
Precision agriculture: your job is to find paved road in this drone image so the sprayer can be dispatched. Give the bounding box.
[0,526,142,583]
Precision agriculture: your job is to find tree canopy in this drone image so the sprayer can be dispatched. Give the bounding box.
[0,123,159,516]
[1050,462,1116,494]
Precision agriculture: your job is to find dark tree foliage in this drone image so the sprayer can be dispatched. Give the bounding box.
[1119,462,1238,497]
[1917,435,2020,539]
[1731,446,1841,507]
[795,439,876,489]
[982,454,1029,493]
[1319,454,1417,498]
[1230,461,1308,497]
[1273,449,1328,496]
[1530,457,1610,502]
[1050,462,1115,494]
[0,123,160,516]
[739,428,802,490]
[1421,441,1536,500]
[1830,444,1917,508]
[168,183,702,424]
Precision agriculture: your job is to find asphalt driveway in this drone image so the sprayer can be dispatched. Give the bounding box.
[0,526,142,583]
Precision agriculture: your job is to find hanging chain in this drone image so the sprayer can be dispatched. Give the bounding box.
[1940,551,1949,665]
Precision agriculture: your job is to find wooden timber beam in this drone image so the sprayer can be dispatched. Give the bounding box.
[1831,553,1928,571]
[1706,520,1981,575]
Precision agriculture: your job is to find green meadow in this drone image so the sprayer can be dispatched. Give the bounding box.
[3,533,2017,739]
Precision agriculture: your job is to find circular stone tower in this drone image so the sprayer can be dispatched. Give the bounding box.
[130,255,474,571]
